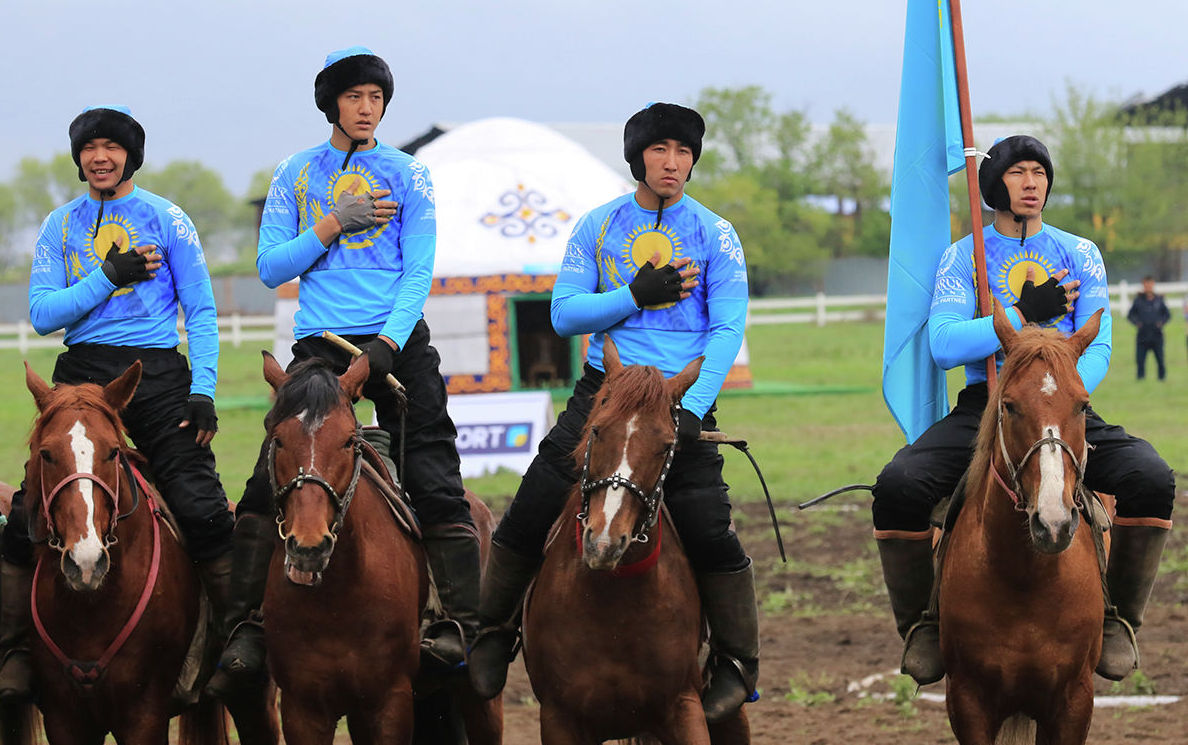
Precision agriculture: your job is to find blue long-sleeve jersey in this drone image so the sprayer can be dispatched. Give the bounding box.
[28,186,219,398]
[257,140,436,350]
[929,223,1112,393]
[552,192,749,418]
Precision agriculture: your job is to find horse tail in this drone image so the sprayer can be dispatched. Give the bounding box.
[994,713,1036,745]
[0,702,40,745]
[178,695,228,745]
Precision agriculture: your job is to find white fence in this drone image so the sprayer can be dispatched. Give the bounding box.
[0,314,275,353]
[2,279,1184,352]
[749,280,1188,327]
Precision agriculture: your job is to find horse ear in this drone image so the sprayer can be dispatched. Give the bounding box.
[24,361,52,412]
[667,356,704,401]
[992,299,1019,355]
[339,353,370,400]
[262,350,289,392]
[1068,308,1104,358]
[602,335,622,376]
[103,360,142,412]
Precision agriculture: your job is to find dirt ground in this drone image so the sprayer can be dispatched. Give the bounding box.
[490,490,1188,745]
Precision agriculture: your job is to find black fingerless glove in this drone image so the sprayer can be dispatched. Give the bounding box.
[675,408,702,449]
[628,261,682,307]
[360,338,397,385]
[101,242,151,287]
[184,394,218,433]
[1014,276,1068,324]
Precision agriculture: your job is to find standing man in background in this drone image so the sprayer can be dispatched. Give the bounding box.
[1128,276,1169,380]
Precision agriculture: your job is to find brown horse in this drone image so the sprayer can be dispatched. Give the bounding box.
[523,339,749,745]
[939,304,1106,745]
[259,351,500,745]
[14,362,250,745]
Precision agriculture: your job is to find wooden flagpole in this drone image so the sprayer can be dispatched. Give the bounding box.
[948,0,997,390]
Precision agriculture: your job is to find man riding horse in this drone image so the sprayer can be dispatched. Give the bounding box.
[206,46,481,697]
[0,106,235,700]
[872,135,1174,685]
[467,102,759,723]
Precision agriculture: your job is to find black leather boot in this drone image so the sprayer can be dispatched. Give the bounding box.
[421,523,483,675]
[467,541,538,700]
[698,560,760,724]
[204,514,274,698]
[0,561,33,702]
[1096,524,1170,680]
[877,537,943,685]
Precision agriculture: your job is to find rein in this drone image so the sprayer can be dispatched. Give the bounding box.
[578,408,679,546]
[31,459,162,690]
[270,430,366,541]
[993,399,1087,511]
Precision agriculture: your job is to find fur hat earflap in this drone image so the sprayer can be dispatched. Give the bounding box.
[314,46,394,124]
[68,106,145,184]
[978,134,1054,211]
[623,103,705,182]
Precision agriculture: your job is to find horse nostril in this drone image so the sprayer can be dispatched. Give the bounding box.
[285,535,299,555]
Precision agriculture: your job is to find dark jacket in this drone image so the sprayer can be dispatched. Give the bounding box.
[1128,293,1170,342]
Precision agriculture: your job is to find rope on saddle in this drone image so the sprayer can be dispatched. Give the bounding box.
[699,432,786,562]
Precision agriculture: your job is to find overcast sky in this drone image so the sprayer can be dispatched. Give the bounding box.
[4,0,1184,194]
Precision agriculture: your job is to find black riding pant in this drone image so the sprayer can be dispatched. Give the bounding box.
[493,363,748,574]
[236,319,472,529]
[1136,334,1166,380]
[3,345,235,565]
[872,383,1176,532]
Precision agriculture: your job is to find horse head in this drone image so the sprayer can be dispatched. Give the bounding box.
[25,361,141,591]
[575,337,703,570]
[263,351,368,586]
[988,302,1103,553]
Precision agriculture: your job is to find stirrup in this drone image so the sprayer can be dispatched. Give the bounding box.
[702,653,758,724]
[467,625,519,700]
[901,615,944,685]
[1096,613,1139,681]
[421,618,467,670]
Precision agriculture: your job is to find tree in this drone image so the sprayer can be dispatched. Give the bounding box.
[696,86,775,175]
[808,109,889,257]
[136,161,254,263]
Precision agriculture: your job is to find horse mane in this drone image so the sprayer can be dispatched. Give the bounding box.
[266,358,353,434]
[969,324,1084,499]
[574,365,669,461]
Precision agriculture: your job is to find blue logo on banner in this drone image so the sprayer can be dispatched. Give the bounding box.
[457,422,534,454]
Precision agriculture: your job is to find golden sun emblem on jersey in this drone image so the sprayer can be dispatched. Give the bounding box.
[619,223,685,310]
[996,250,1066,323]
[85,214,139,297]
[326,168,387,249]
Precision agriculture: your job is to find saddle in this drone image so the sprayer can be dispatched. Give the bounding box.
[356,427,422,541]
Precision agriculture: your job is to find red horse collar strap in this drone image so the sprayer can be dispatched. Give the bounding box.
[575,516,662,578]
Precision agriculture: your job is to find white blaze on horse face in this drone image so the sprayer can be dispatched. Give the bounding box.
[1040,371,1058,397]
[67,420,105,574]
[1035,424,1070,536]
[594,416,638,551]
[295,409,324,471]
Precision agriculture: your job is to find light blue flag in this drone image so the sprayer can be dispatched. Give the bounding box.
[882,0,966,443]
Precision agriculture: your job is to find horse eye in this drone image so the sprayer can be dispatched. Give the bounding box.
[107,447,119,461]
[275,439,284,449]
[1078,402,1089,415]
[1003,401,1018,416]
[39,449,53,463]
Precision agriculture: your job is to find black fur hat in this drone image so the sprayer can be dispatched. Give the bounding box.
[314,46,394,124]
[623,103,705,182]
[68,106,145,184]
[978,135,1054,212]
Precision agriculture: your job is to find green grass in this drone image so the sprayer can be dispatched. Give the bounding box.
[3,319,1187,509]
